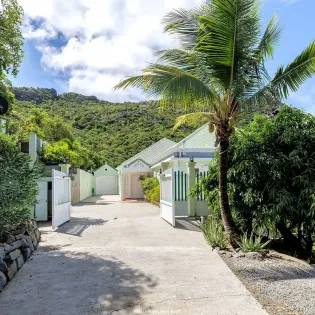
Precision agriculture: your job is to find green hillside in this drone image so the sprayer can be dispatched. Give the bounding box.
[9,88,196,168]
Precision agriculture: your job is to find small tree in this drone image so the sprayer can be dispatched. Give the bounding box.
[0,133,41,240]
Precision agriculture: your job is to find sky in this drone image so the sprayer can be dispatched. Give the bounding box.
[10,0,315,114]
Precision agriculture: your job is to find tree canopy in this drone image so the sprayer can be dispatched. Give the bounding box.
[0,0,24,77]
[0,0,24,104]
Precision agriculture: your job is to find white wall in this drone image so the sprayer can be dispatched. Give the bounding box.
[79,169,93,201]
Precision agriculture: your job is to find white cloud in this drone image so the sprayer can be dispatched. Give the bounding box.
[289,86,315,115]
[20,0,203,101]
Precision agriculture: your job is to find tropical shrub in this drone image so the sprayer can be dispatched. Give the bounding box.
[198,216,227,249]
[139,176,160,204]
[194,106,315,258]
[0,133,41,240]
[237,231,271,253]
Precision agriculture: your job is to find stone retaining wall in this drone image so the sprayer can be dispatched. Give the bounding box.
[0,220,40,292]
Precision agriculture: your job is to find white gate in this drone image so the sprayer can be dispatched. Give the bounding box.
[52,169,71,229]
[35,181,48,221]
[160,168,175,226]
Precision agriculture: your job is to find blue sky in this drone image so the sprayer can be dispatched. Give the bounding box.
[11,0,315,113]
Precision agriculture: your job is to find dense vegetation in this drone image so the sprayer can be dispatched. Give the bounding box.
[8,87,195,168]
[0,133,41,240]
[139,176,160,204]
[193,106,315,259]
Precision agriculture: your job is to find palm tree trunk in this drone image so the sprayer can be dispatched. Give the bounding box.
[218,138,238,247]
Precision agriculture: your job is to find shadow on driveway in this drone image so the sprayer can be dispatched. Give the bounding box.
[175,218,201,232]
[0,250,158,315]
[39,217,107,237]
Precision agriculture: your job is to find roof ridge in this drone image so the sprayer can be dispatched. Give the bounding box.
[117,138,177,168]
[173,123,209,148]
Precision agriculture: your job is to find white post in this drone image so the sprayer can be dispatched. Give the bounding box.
[0,119,6,134]
[29,133,37,166]
[59,164,71,175]
[187,161,197,217]
[171,167,175,226]
[120,173,125,200]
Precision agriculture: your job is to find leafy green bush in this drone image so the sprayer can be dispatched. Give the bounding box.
[0,133,41,240]
[193,106,315,258]
[237,231,271,253]
[198,216,227,249]
[148,185,160,203]
[139,176,160,204]
[40,139,97,169]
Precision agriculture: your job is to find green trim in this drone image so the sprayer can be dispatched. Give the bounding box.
[174,171,177,201]
[184,173,187,201]
[181,171,183,201]
[196,172,200,201]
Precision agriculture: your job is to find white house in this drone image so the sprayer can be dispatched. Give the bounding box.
[150,124,216,174]
[117,124,217,201]
[117,138,176,200]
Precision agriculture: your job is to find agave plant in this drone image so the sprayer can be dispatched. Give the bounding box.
[198,216,227,249]
[115,0,315,246]
[237,231,271,252]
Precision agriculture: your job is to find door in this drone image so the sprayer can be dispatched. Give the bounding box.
[96,176,117,195]
[131,175,144,199]
[52,169,71,229]
[35,181,48,221]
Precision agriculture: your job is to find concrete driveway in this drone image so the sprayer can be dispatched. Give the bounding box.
[0,196,267,315]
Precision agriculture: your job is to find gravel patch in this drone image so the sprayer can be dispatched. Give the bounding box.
[221,254,315,315]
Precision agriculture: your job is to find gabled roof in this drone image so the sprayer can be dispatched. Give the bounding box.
[117,138,176,170]
[172,123,216,150]
[95,163,117,173]
[150,124,217,166]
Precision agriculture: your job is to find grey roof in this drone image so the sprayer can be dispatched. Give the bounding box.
[172,123,216,150]
[117,138,176,169]
[150,124,217,165]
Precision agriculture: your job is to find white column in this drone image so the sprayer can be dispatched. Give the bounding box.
[59,164,71,175]
[29,133,37,166]
[187,161,197,217]
[0,119,6,134]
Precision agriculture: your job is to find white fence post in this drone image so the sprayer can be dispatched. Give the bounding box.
[187,161,197,217]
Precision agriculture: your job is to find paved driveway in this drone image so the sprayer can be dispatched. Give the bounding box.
[0,196,267,315]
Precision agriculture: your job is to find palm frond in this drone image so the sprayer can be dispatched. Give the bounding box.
[156,49,216,86]
[174,112,210,130]
[155,49,195,69]
[195,0,261,91]
[256,14,281,62]
[114,64,219,109]
[246,40,315,105]
[271,40,315,98]
[162,8,200,50]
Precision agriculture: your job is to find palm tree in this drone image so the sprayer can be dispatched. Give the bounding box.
[114,0,315,246]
